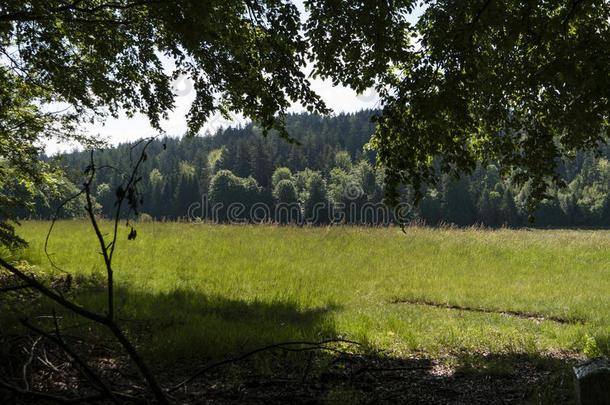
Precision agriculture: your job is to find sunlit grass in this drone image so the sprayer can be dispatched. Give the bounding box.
[8,221,610,363]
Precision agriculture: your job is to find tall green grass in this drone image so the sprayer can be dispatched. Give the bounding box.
[8,221,610,363]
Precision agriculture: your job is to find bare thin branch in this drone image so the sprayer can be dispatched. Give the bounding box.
[170,339,360,393]
[20,317,120,404]
[0,379,104,404]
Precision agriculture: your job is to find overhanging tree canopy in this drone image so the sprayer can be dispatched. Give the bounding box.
[306,0,609,210]
[0,0,327,245]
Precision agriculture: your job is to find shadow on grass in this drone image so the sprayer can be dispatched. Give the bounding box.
[69,284,341,364]
[71,283,579,403]
[2,275,582,404]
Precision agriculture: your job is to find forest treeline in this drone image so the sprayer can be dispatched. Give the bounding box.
[24,111,610,227]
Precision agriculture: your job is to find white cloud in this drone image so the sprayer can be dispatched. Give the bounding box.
[45,1,424,154]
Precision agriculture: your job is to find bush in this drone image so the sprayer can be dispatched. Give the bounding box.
[138,213,153,222]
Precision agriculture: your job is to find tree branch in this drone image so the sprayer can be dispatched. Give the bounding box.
[0,1,160,22]
[1,138,167,403]
[0,284,31,293]
[0,379,104,404]
[20,316,120,404]
[470,0,494,27]
[169,339,360,393]
[562,0,584,26]
[0,257,109,325]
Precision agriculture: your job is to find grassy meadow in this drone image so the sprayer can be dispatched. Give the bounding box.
[4,220,608,369]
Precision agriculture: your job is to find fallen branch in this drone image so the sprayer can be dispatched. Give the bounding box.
[0,379,104,404]
[352,366,431,376]
[20,316,120,404]
[21,336,41,391]
[0,284,31,293]
[169,338,360,393]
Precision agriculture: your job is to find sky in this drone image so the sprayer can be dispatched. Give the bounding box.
[45,1,423,154]
[45,73,383,154]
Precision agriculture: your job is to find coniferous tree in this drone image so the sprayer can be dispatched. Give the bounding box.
[441,176,476,226]
[33,113,610,227]
[304,172,330,224]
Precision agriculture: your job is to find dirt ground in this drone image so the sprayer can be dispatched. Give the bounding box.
[0,332,579,404]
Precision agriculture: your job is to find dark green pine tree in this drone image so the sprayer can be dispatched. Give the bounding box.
[233,141,252,178]
[417,188,443,225]
[601,194,610,227]
[250,140,273,188]
[304,172,330,224]
[160,174,178,218]
[499,188,520,227]
[217,143,237,173]
[173,173,200,220]
[441,176,476,226]
[477,187,502,227]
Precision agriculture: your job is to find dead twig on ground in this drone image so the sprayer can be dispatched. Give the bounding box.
[169,338,360,393]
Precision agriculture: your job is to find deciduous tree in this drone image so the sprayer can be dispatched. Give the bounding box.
[0,0,328,246]
[306,0,609,211]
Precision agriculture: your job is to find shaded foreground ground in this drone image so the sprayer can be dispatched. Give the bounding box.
[161,351,579,404]
[1,222,608,402]
[1,329,579,404]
